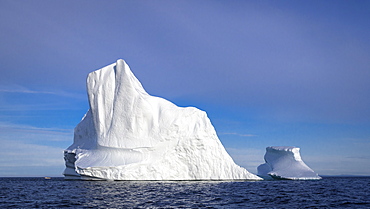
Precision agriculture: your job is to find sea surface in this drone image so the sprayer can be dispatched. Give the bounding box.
[0,177,369,208]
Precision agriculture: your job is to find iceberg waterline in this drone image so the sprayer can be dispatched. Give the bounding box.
[63,59,261,180]
[257,146,321,180]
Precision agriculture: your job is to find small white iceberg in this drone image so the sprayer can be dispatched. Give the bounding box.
[257,146,321,180]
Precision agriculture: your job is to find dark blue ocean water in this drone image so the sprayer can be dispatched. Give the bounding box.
[0,177,369,208]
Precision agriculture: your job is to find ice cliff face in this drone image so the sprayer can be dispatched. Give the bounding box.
[63,59,261,180]
[257,146,321,180]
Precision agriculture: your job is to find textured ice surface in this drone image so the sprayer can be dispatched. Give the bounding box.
[257,146,321,180]
[63,59,261,180]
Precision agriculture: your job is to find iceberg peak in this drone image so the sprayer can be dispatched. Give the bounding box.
[267,146,302,161]
[64,59,261,180]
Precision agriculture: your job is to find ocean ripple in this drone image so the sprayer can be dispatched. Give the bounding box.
[0,177,369,208]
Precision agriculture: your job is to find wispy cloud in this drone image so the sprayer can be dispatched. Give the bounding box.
[219,132,256,137]
[0,123,72,176]
[302,155,370,176]
[0,84,87,112]
[0,123,71,133]
[0,122,73,142]
[0,139,64,167]
[0,138,65,176]
[346,156,370,160]
[227,147,370,176]
[0,88,57,95]
[0,84,85,99]
[0,103,79,112]
[342,138,370,146]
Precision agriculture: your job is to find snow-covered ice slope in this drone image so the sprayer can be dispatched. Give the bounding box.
[63,59,261,180]
[257,146,321,180]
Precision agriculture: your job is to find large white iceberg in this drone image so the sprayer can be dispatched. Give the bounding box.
[257,146,321,180]
[63,59,261,180]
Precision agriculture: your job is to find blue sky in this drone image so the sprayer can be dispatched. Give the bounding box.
[1,0,369,176]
